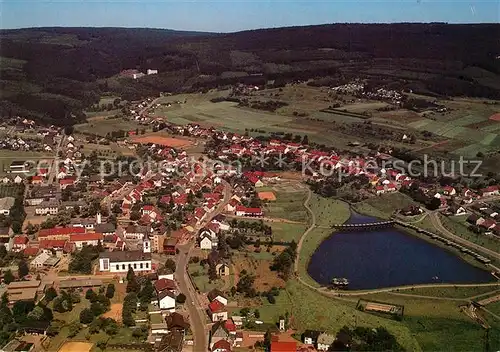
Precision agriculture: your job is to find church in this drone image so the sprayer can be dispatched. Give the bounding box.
[98,238,152,273]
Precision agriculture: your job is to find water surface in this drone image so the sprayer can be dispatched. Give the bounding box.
[307,212,495,289]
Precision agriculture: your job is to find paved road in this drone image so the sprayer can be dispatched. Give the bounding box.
[48,134,65,184]
[294,189,314,273]
[175,243,208,352]
[174,179,232,352]
[428,212,500,264]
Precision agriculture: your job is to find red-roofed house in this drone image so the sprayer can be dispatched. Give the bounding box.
[70,233,103,249]
[59,177,76,189]
[31,176,43,185]
[271,341,297,352]
[39,239,68,251]
[12,236,29,252]
[208,300,228,322]
[235,206,263,217]
[155,278,176,293]
[23,246,40,257]
[38,226,86,240]
[212,340,232,352]
[481,186,499,197]
[375,185,385,195]
[442,186,456,196]
[225,198,239,212]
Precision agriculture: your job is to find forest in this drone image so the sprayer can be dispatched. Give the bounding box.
[0,24,499,125]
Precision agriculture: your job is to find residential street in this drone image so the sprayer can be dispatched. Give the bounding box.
[174,178,232,351]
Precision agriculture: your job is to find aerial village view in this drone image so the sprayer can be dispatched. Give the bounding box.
[0,2,499,352]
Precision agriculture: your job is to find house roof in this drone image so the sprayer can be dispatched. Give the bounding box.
[23,247,39,256]
[158,289,176,301]
[39,226,85,237]
[70,233,103,242]
[207,288,225,302]
[155,278,176,292]
[212,340,231,352]
[270,341,297,352]
[13,236,28,245]
[99,250,151,262]
[208,299,226,313]
[165,312,190,330]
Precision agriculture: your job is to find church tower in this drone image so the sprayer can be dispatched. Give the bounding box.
[143,237,151,253]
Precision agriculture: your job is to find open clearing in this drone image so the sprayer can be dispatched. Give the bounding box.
[131,134,194,148]
[58,341,93,352]
[75,118,142,136]
[234,255,285,291]
[102,303,123,322]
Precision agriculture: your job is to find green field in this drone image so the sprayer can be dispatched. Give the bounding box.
[75,118,143,136]
[297,195,350,287]
[268,222,307,243]
[286,280,421,351]
[440,214,500,253]
[232,290,293,324]
[188,263,224,293]
[353,192,416,219]
[394,286,499,299]
[265,191,308,222]
[308,193,351,226]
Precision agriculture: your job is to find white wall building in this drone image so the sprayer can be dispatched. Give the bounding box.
[158,290,176,312]
[99,240,152,273]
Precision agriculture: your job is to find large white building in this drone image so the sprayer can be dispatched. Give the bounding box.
[99,240,152,273]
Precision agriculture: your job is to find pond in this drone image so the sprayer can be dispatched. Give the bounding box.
[307,212,495,289]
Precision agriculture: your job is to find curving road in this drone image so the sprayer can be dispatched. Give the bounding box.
[294,189,315,273]
[428,212,500,267]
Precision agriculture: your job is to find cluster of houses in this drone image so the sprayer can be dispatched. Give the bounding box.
[120,68,158,80]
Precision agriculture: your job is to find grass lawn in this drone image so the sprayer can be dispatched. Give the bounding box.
[486,300,500,316]
[353,193,416,219]
[297,227,332,288]
[265,191,308,222]
[285,279,421,351]
[297,195,350,287]
[394,286,500,299]
[268,222,307,243]
[440,214,500,253]
[51,299,91,323]
[150,313,164,324]
[354,291,495,351]
[75,118,143,136]
[308,194,351,227]
[231,290,293,325]
[188,263,224,293]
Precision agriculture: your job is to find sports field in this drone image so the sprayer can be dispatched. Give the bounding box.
[131,134,194,148]
[58,341,93,352]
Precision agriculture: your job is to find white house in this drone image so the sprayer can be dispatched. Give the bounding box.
[200,235,215,250]
[317,333,336,351]
[208,300,228,322]
[70,233,103,249]
[124,225,150,240]
[99,240,152,273]
[199,228,217,250]
[35,200,59,216]
[207,289,228,306]
[157,290,176,312]
[147,69,158,75]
